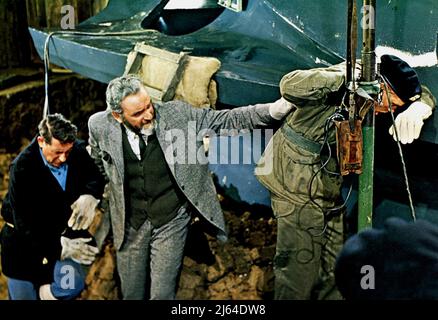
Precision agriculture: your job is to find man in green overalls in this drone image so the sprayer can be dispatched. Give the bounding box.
[256,55,436,300]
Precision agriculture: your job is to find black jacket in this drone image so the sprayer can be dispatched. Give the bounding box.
[335,217,438,300]
[0,138,105,285]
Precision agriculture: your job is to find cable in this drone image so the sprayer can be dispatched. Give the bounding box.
[44,29,158,38]
[43,32,55,118]
[305,75,417,236]
[42,29,156,119]
[382,79,416,221]
[306,101,353,236]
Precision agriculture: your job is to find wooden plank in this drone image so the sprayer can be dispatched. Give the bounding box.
[124,50,142,75]
[126,43,190,102]
[44,0,79,28]
[26,0,47,28]
[135,43,183,64]
[0,0,31,68]
[161,53,188,102]
[26,0,108,28]
[146,86,165,103]
[76,0,93,24]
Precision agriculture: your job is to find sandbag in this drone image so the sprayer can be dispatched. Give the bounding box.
[128,45,221,108]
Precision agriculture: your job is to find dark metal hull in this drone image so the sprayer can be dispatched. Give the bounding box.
[29,0,438,224]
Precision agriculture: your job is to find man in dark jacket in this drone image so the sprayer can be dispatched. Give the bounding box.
[0,113,105,300]
[335,217,438,300]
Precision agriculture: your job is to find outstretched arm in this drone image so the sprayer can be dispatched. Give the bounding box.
[172,98,293,134]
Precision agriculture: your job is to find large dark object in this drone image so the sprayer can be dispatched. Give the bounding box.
[336,217,438,299]
[29,0,438,225]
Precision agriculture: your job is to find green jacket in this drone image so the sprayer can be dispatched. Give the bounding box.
[256,62,436,201]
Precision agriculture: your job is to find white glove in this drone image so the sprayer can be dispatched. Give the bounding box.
[68,194,99,230]
[60,236,99,265]
[39,284,57,300]
[388,101,432,144]
[269,97,294,120]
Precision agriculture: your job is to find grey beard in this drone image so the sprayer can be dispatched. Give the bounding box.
[141,119,156,137]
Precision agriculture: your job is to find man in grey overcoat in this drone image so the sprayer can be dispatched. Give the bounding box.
[82,75,292,299]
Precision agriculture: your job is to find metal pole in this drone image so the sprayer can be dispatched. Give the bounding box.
[358,0,376,230]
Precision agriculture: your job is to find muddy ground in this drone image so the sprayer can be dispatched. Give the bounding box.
[0,71,277,300]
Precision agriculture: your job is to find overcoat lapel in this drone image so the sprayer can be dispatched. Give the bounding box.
[107,114,125,180]
[155,110,175,176]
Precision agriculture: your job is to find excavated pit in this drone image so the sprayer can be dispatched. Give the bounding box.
[0,71,276,300]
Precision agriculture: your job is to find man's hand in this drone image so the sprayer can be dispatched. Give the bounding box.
[60,236,99,265]
[269,97,294,120]
[68,194,99,230]
[389,101,433,144]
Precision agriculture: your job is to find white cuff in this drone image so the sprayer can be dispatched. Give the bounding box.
[39,284,57,300]
[408,101,432,120]
[269,98,293,120]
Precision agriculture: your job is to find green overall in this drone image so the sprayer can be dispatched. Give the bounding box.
[256,62,436,300]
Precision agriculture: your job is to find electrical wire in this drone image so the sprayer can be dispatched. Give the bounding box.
[307,80,418,233]
[306,98,353,236]
[42,32,54,118]
[382,79,417,221]
[42,29,156,119]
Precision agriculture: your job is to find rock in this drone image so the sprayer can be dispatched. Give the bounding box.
[230,247,252,274]
[177,269,206,300]
[0,264,7,300]
[245,230,266,247]
[249,248,260,261]
[80,241,120,300]
[259,245,276,265]
[207,265,223,283]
